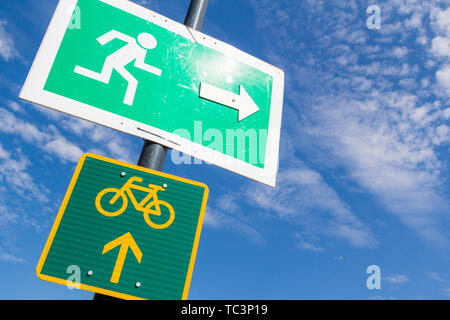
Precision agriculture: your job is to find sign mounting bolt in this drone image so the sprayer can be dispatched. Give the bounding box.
[120,172,126,177]
[163,184,168,189]
[135,282,142,288]
[87,270,93,277]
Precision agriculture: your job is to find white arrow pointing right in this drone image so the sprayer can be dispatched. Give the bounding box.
[199,82,260,121]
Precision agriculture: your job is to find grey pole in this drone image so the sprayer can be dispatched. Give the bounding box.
[93,0,209,301]
[137,140,167,170]
[184,0,209,30]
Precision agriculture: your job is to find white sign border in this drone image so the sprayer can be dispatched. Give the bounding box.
[20,0,285,187]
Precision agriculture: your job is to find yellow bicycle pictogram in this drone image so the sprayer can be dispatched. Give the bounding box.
[95,176,175,229]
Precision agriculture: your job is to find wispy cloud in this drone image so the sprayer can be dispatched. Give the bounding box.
[250,0,450,246]
[209,157,377,249]
[5,100,25,114]
[430,7,450,95]
[0,142,54,240]
[383,274,409,284]
[133,0,159,11]
[0,19,18,61]
[0,196,19,226]
[204,205,264,244]
[0,102,138,165]
[0,106,83,163]
[294,233,325,252]
[0,246,26,263]
[441,288,450,297]
[427,272,447,283]
[0,143,49,205]
[60,117,137,163]
[241,164,377,249]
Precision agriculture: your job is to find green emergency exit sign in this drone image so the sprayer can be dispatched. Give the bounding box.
[20,0,284,186]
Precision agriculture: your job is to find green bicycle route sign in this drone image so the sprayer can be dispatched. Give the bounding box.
[20,0,285,187]
[36,153,209,300]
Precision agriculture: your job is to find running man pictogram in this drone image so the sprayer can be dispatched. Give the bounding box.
[74,30,162,106]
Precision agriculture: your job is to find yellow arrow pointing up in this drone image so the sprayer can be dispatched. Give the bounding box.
[102,232,143,284]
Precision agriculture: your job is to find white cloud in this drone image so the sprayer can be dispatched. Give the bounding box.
[0,199,19,226]
[0,143,9,159]
[204,206,264,244]
[216,194,240,213]
[133,0,159,10]
[0,143,54,246]
[0,107,48,144]
[441,288,450,297]
[431,36,450,58]
[0,144,49,204]
[444,108,450,119]
[0,140,69,240]
[0,107,84,163]
[241,165,376,249]
[427,272,447,283]
[43,138,83,163]
[301,94,449,244]
[436,65,450,93]
[61,117,110,142]
[416,34,428,45]
[431,7,450,37]
[60,117,137,163]
[249,0,450,247]
[0,20,18,61]
[383,274,409,284]
[405,12,423,29]
[0,247,25,263]
[389,46,409,59]
[106,140,133,163]
[294,233,324,252]
[6,100,24,114]
[1,101,140,168]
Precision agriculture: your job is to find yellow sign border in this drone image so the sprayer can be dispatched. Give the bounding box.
[36,153,209,300]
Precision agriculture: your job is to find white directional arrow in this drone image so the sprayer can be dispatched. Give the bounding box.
[199,82,260,121]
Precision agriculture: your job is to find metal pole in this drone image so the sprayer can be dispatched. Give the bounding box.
[93,0,209,301]
[184,0,209,30]
[137,140,167,170]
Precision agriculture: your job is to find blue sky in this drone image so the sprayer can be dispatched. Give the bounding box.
[0,0,449,300]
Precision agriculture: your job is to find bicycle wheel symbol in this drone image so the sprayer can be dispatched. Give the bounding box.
[95,188,128,217]
[143,200,175,230]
